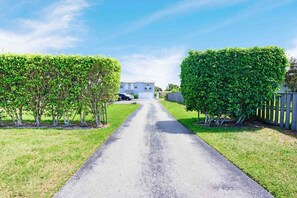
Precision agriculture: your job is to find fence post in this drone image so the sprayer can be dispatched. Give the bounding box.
[265,100,269,122]
[280,94,285,128]
[275,96,279,125]
[261,101,265,120]
[285,94,291,129]
[269,98,274,123]
[292,94,297,131]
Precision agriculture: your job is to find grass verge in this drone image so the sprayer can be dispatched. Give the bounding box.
[0,103,139,198]
[160,100,297,198]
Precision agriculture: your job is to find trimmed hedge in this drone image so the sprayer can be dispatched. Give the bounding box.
[180,46,288,126]
[0,54,120,127]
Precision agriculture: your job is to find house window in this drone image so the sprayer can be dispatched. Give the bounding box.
[134,83,138,89]
[120,85,123,88]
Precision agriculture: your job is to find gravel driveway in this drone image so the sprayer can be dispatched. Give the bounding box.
[55,100,272,198]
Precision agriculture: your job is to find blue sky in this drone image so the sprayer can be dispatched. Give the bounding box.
[0,0,297,88]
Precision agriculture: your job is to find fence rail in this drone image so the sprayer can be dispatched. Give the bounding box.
[257,93,297,131]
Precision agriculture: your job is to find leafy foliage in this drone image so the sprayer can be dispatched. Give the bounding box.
[180,46,288,126]
[0,54,120,127]
[155,86,163,92]
[165,83,179,91]
[284,57,297,92]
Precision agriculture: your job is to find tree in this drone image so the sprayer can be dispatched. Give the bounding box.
[25,55,52,127]
[165,84,179,91]
[0,55,28,126]
[155,86,163,92]
[181,47,288,126]
[284,57,297,92]
[0,54,120,127]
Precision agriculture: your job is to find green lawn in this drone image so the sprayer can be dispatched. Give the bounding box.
[160,100,297,198]
[0,104,139,198]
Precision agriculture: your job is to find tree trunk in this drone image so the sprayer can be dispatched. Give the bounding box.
[80,111,87,126]
[204,114,208,124]
[0,118,4,127]
[19,107,23,125]
[240,116,246,124]
[35,114,41,127]
[197,111,200,124]
[105,103,108,124]
[63,113,70,126]
[215,114,221,126]
[235,116,245,125]
[53,120,58,127]
[52,117,58,127]
[220,116,227,126]
[95,115,100,128]
[14,108,23,126]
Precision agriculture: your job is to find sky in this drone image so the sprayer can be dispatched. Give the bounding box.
[0,0,297,89]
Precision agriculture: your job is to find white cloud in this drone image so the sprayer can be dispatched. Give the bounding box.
[0,0,88,53]
[119,48,186,89]
[287,38,297,58]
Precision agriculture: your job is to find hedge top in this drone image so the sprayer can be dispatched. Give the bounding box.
[0,53,121,127]
[180,46,288,125]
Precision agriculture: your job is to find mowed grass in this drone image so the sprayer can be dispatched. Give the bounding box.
[160,100,297,198]
[0,104,139,198]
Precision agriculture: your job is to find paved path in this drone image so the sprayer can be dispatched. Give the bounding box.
[55,100,272,198]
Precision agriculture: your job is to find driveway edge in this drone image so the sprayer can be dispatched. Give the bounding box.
[158,101,273,198]
[54,104,142,198]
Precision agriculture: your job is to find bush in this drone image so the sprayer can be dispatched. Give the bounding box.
[0,54,120,127]
[133,94,139,99]
[284,57,297,92]
[181,46,288,126]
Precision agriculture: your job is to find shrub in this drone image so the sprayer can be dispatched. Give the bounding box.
[181,46,288,126]
[284,57,297,92]
[165,83,179,91]
[133,94,139,99]
[0,54,120,127]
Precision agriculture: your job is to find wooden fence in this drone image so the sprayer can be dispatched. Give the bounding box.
[256,93,297,131]
[167,92,184,103]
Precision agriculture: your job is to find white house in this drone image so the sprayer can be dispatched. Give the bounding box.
[120,82,155,99]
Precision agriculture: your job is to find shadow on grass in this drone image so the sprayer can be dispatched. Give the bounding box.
[0,117,99,129]
[260,123,297,139]
[155,119,260,135]
[0,127,88,131]
[0,122,98,131]
[175,118,261,134]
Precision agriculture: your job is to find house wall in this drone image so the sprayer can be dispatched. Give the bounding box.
[120,82,155,97]
[134,82,155,95]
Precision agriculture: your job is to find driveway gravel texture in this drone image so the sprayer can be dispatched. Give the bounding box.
[55,100,272,198]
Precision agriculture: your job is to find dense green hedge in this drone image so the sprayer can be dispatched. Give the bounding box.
[181,46,288,126]
[0,54,120,127]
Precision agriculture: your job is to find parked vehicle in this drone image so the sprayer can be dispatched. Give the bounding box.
[118,93,133,101]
